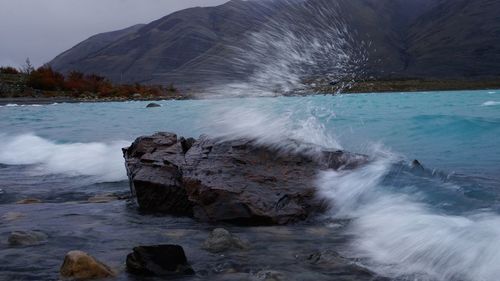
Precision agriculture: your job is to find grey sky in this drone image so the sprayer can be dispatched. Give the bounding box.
[0,0,230,67]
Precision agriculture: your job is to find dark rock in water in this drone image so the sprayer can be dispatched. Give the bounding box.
[296,249,389,280]
[146,103,161,108]
[126,245,194,276]
[8,231,47,246]
[202,228,249,253]
[123,132,368,225]
[411,159,425,171]
[60,250,116,280]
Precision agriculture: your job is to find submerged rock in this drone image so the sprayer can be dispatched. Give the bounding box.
[16,198,43,204]
[253,270,286,281]
[8,231,47,246]
[123,132,367,225]
[146,102,161,108]
[202,228,249,253]
[60,250,115,280]
[126,245,194,276]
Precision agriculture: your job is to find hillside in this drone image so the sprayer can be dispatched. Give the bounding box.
[48,0,500,88]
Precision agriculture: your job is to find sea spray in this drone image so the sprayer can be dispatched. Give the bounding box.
[202,0,369,97]
[202,99,342,153]
[0,134,129,182]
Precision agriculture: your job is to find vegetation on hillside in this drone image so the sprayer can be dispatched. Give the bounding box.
[0,62,183,101]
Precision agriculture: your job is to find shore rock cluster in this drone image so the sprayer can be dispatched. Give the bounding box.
[123,132,367,225]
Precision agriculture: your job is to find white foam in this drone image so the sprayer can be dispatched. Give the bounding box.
[0,134,129,182]
[482,101,500,106]
[317,153,500,281]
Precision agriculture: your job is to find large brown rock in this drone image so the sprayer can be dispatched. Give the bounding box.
[123,132,367,225]
[60,250,115,280]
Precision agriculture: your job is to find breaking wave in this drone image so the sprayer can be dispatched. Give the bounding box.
[316,149,500,281]
[0,134,129,182]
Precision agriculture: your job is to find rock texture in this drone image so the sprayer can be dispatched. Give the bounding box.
[126,245,194,276]
[60,250,115,280]
[123,132,367,225]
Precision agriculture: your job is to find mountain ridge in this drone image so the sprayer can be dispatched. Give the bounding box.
[49,0,500,87]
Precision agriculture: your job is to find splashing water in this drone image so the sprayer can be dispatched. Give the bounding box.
[204,0,369,97]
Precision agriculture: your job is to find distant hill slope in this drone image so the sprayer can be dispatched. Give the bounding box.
[49,0,500,87]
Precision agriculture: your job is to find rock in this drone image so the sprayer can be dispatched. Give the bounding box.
[411,159,425,171]
[60,250,115,280]
[202,228,249,253]
[126,245,194,276]
[16,198,43,204]
[146,102,161,108]
[296,250,384,279]
[88,194,118,203]
[8,231,48,246]
[123,132,368,225]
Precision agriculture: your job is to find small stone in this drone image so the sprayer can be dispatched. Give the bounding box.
[202,228,249,253]
[60,250,115,280]
[146,103,161,108]
[126,245,194,276]
[8,231,48,246]
[16,198,43,204]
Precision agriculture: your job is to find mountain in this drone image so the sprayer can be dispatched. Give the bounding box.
[49,0,500,87]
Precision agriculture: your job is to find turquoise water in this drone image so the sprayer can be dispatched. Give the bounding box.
[0,89,500,281]
[1,90,499,178]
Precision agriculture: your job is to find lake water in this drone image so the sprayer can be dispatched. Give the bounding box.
[0,90,499,281]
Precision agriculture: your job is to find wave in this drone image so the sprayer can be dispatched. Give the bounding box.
[1,103,43,107]
[0,134,129,182]
[482,101,500,106]
[316,152,500,281]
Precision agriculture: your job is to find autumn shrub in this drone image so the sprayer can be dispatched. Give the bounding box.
[0,66,19,74]
[27,66,65,91]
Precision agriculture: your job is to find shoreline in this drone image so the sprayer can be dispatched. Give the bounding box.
[1,82,499,105]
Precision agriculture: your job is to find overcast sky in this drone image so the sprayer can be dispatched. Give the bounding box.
[0,0,230,67]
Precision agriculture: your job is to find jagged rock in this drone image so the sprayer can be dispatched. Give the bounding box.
[16,198,43,204]
[126,245,194,276]
[8,231,48,246]
[146,103,161,108]
[202,228,249,253]
[60,250,115,280]
[123,132,367,225]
